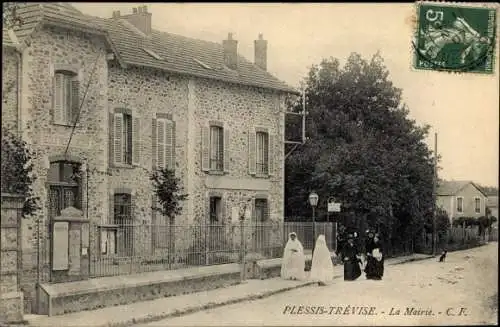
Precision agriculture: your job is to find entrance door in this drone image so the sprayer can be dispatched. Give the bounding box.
[253,199,269,255]
[114,194,133,257]
[208,196,222,263]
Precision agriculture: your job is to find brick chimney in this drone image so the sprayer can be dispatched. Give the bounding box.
[222,33,238,70]
[120,6,152,36]
[254,33,267,71]
[112,10,121,19]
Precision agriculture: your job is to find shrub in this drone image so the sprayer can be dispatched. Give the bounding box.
[452,216,478,228]
[1,130,40,217]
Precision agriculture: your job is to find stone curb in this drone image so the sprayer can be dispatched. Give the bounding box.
[102,280,316,327]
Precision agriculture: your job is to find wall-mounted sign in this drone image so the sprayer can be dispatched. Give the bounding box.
[68,229,81,275]
[81,223,89,248]
[52,222,69,271]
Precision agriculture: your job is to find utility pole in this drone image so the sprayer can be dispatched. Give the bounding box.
[284,88,307,159]
[432,132,438,256]
[302,88,306,144]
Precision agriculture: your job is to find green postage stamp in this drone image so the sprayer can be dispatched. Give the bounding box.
[413,2,497,73]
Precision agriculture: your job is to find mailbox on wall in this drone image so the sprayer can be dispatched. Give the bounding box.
[51,206,90,283]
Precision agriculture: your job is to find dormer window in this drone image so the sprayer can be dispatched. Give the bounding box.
[53,70,80,126]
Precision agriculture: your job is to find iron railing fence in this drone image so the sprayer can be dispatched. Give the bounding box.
[89,221,335,278]
[417,226,484,254]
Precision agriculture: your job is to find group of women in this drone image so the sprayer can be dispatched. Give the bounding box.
[281,230,384,285]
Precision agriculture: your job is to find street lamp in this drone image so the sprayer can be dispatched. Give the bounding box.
[309,191,319,255]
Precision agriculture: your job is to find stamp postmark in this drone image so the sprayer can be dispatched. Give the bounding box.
[413,2,497,74]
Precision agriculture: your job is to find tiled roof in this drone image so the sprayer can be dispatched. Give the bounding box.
[437,180,487,197]
[7,3,297,94]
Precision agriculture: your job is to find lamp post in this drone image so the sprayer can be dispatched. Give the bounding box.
[309,191,319,255]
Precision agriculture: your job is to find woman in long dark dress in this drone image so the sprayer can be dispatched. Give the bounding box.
[342,234,362,281]
[364,231,376,279]
[365,234,384,280]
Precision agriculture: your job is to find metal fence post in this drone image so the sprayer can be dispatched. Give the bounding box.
[205,222,209,265]
[240,218,246,281]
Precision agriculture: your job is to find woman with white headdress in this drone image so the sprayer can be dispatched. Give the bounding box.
[310,234,335,286]
[281,232,306,280]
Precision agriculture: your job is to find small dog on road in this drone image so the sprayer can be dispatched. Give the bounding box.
[439,250,447,262]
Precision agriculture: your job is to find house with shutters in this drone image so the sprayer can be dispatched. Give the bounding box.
[436,180,488,223]
[2,3,297,272]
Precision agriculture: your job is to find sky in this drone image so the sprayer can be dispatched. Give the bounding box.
[73,3,499,187]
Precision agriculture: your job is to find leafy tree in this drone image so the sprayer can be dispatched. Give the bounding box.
[1,130,40,217]
[150,168,188,219]
[285,53,435,246]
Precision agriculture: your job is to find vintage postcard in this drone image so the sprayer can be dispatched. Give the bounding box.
[1,2,498,327]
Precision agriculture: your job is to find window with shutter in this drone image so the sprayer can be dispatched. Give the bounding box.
[123,114,133,165]
[155,118,175,170]
[151,119,157,169]
[71,80,80,124]
[165,120,174,170]
[132,116,140,166]
[113,113,124,165]
[156,119,166,169]
[223,127,230,173]
[248,128,257,175]
[201,126,210,172]
[268,134,275,176]
[53,71,78,125]
[256,132,269,175]
[209,126,224,171]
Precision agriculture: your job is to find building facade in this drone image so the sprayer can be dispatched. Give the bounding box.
[436,180,488,222]
[2,3,296,283]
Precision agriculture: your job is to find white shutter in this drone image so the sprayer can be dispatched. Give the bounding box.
[165,120,174,170]
[223,127,230,173]
[201,126,210,172]
[157,119,166,169]
[248,128,256,175]
[113,113,124,165]
[54,74,64,124]
[132,116,140,166]
[268,134,275,176]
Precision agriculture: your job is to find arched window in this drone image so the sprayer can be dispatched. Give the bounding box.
[47,160,82,218]
[53,70,79,125]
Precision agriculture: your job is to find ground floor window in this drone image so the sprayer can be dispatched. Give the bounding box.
[209,196,222,223]
[254,198,269,222]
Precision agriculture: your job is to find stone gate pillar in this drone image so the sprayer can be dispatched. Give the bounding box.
[0,193,24,324]
[50,207,89,283]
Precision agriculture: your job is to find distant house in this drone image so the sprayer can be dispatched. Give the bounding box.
[487,195,498,219]
[436,180,488,222]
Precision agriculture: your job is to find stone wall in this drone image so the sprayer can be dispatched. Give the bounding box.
[1,47,19,133]
[0,194,24,323]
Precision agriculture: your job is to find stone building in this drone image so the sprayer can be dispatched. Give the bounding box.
[2,2,297,293]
